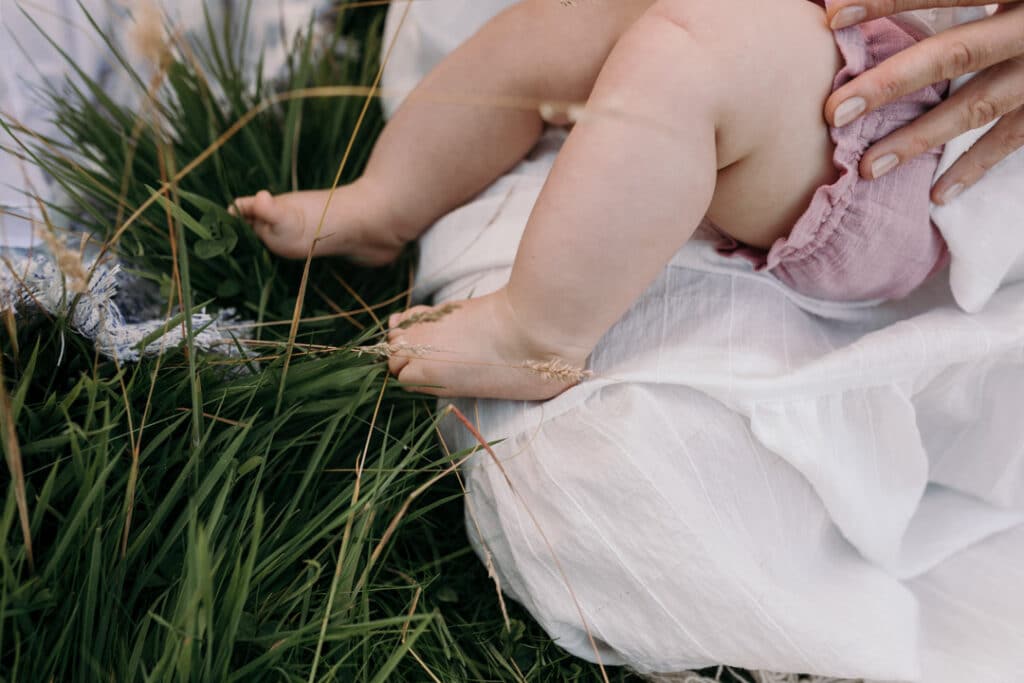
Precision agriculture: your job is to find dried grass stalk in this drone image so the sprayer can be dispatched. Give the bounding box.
[36,227,89,295]
[538,101,587,126]
[520,359,591,383]
[130,0,173,70]
[0,358,33,571]
[395,303,460,329]
[353,341,434,359]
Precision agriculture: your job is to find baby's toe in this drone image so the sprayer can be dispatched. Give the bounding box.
[386,334,411,377]
[396,361,444,397]
[228,195,254,218]
[233,191,280,225]
[253,190,276,216]
[386,316,406,343]
[386,353,409,378]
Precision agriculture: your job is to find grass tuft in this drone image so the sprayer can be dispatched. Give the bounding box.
[0,1,647,680]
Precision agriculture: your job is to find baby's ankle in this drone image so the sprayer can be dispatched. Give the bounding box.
[494,288,593,369]
[353,175,421,246]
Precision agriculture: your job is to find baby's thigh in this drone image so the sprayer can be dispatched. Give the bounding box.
[652,0,842,247]
[489,0,655,103]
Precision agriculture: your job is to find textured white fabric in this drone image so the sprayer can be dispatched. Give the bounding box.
[0,254,253,362]
[931,80,1024,313]
[410,157,1024,679]
[381,3,1024,682]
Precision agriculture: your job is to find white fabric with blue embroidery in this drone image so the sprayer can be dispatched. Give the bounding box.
[0,0,320,361]
[0,255,251,361]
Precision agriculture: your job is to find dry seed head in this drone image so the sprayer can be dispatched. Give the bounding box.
[353,341,433,359]
[130,1,173,69]
[538,102,559,123]
[520,359,591,384]
[396,303,460,329]
[37,227,89,294]
[539,101,586,125]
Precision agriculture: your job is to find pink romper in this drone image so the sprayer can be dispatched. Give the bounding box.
[718,3,949,302]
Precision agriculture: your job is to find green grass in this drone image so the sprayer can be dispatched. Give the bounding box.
[0,2,653,680]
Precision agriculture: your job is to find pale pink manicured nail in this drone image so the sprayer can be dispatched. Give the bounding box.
[939,183,966,205]
[833,97,867,127]
[871,154,900,179]
[831,6,867,30]
[388,313,400,328]
[872,152,897,179]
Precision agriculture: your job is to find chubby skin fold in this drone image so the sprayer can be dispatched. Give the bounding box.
[234,0,842,400]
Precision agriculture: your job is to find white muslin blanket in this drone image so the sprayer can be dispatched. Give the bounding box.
[382,3,1024,682]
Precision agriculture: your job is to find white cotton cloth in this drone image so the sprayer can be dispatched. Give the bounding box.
[381,3,1024,682]
[931,80,1024,313]
[902,3,1024,315]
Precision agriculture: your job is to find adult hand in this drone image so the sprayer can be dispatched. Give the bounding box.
[823,2,1024,204]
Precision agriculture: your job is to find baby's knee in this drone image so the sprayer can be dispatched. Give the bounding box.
[591,6,727,120]
[478,0,655,101]
[644,0,745,41]
[632,0,837,155]
[644,0,834,73]
[614,1,750,84]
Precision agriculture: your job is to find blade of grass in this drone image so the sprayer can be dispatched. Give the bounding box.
[0,354,33,571]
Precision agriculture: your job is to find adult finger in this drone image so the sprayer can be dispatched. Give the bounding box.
[932,105,1024,203]
[825,7,1024,127]
[827,0,1018,31]
[857,57,1024,180]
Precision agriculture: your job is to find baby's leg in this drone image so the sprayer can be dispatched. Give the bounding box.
[388,0,841,400]
[234,0,653,263]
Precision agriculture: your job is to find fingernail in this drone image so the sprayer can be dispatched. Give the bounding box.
[939,182,965,205]
[831,6,867,30]
[871,154,900,179]
[833,96,867,127]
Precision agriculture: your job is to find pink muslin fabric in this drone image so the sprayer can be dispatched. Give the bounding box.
[719,10,949,302]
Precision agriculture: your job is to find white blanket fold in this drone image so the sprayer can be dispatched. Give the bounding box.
[383,3,1024,681]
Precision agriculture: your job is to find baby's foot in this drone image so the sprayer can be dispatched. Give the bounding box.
[384,290,591,400]
[231,180,410,265]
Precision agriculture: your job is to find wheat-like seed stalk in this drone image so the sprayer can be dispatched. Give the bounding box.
[353,341,434,359]
[520,359,591,383]
[538,101,587,125]
[130,0,173,70]
[395,302,460,329]
[36,227,89,295]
